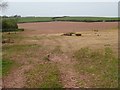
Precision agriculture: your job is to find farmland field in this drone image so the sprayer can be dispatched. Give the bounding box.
[2,21,118,88]
[18,22,118,34]
[3,17,119,23]
[18,17,53,23]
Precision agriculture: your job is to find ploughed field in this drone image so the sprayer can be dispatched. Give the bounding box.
[2,22,118,88]
[18,22,118,34]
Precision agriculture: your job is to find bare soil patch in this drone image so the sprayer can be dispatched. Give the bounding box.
[50,54,79,88]
[3,65,33,88]
[18,22,118,34]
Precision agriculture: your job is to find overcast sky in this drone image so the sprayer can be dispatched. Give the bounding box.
[5,0,120,2]
[1,0,119,17]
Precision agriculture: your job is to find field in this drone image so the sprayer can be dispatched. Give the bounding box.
[2,21,118,88]
[18,17,53,23]
[18,22,118,34]
[3,17,119,23]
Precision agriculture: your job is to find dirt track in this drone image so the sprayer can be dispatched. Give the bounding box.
[18,22,118,34]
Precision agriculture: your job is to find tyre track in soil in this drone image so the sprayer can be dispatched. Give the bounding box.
[3,34,79,88]
[2,32,34,88]
[3,65,33,88]
[50,54,79,88]
[48,37,80,88]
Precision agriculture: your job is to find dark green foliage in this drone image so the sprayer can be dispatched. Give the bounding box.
[2,19,18,32]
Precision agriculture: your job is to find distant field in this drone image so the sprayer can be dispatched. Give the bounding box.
[53,17,119,22]
[2,17,119,23]
[18,17,53,23]
[18,22,118,34]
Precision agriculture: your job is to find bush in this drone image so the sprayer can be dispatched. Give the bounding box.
[2,19,18,32]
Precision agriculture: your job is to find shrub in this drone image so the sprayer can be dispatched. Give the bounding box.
[2,19,18,32]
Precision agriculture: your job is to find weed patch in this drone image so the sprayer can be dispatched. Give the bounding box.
[74,47,118,87]
[2,59,15,76]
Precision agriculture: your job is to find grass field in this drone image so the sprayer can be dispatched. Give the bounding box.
[2,17,119,23]
[18,17,53,23]
[53,17,119,22]
[2,23,118,88]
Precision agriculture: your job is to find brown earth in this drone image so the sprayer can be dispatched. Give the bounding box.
[18,22,118,34]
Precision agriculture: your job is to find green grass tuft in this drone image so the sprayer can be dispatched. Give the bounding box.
[2,59,15,76]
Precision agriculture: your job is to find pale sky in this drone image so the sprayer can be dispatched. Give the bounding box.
[5,0,120,2]
[1,0,119,17]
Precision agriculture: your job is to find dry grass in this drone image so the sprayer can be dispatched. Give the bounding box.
[2,27,118,88]
[74,47,118,88]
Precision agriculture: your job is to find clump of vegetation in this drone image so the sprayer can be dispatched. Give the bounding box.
[74,47,118,88]
[2,19,18,32]
[2,59,15,76]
